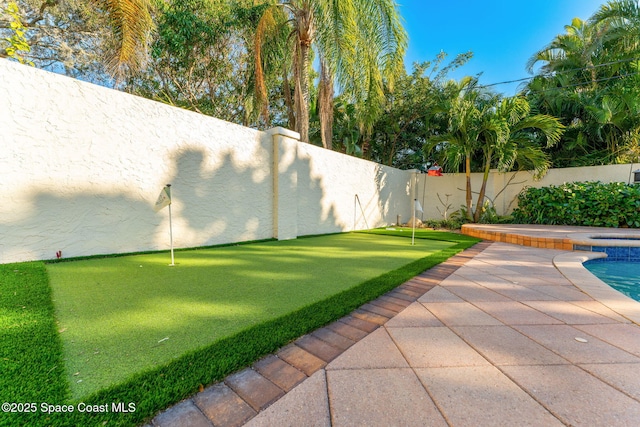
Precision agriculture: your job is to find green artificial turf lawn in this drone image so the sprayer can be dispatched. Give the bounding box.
[358,226,479,244]
[0,262,68,427]
[46,233,454,399]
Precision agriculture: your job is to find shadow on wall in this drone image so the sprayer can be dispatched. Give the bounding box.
[351,164,409,230]
[171,143,342,244]
[1,141,342,263]
[296,150,348,236]
[374,164,407,227]
[166,146,272,246]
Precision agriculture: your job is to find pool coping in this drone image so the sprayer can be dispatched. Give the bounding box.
[461,224,574,250]
[554,251,640,325]
[570,232,640,247]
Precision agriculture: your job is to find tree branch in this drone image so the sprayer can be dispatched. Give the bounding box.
[24,0,60,27]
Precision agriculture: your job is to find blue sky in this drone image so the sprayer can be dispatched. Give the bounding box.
[398,0,606,95]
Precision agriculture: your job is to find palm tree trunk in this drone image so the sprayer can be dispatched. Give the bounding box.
[283,63,296,131]
[474,151,492,222]
[362,135,372,160]
[319,59,334,149]
[465,154,474,222]
[296,40,310,142]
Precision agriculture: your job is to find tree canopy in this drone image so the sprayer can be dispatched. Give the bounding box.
[523,0,640,167]
[253,0,407,146]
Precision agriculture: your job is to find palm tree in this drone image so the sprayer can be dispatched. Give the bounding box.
[473,96,564,222]
[590,0,640,57]
[581,87,640,163]
[524,2,640,167]
[526,17,604,88]
[254,0,406,146]
[424,78,498,221]
[427,81,564,222]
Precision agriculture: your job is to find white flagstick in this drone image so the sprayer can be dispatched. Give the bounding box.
[412,199,416,246]
[412,198,423,246]
[166,184,174,266]
[412,222,415,245]
[168,201,175,266]
[155,184,175,266]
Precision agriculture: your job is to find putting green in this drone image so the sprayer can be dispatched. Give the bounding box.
[47,233,453,398]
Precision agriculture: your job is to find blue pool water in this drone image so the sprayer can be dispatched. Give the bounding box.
[584,260,640,302]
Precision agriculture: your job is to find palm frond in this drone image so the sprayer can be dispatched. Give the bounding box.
[91,0,155,81]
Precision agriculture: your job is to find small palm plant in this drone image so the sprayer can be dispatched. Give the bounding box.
[426,82,564,223]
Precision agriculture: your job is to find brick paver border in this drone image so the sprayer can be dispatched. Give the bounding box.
[147,241,491,427]
[462,224,573,250]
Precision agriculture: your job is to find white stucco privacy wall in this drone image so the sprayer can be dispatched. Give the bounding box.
[296,143,409,236]
[4,60,639,263]
[0,60,415,263]
[415,163,640,220]
[1,59,275,263]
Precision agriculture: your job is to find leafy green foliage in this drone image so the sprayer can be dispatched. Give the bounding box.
[0,0,117,83]
[126,0,272,125]
[0,2,33,65]
[456,203,513,225]
[512,181,640,228]
[367,54,472,168]
[525,3,640,167]
[422,218,466,230]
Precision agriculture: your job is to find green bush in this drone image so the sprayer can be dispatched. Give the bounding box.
[512,181,640,228]
[422,217,465,230]
[452,204,512,225]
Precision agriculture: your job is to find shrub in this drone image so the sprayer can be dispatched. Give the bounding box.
[512,181,640,228]
[423,218,465,230]
[454,204,512,225]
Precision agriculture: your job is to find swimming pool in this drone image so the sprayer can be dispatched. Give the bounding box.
[584,259,640,302]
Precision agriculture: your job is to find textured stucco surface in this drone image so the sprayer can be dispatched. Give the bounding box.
[268,128,299,240]
[1,61,271,262]
[0,61,414,263]
[415,163,640,221]
[3,60,637,263]
[296,143,409,236]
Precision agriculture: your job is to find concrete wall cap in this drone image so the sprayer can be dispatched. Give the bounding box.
[265,127,300,140]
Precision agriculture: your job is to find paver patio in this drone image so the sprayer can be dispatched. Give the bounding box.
[149,233,640,427]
